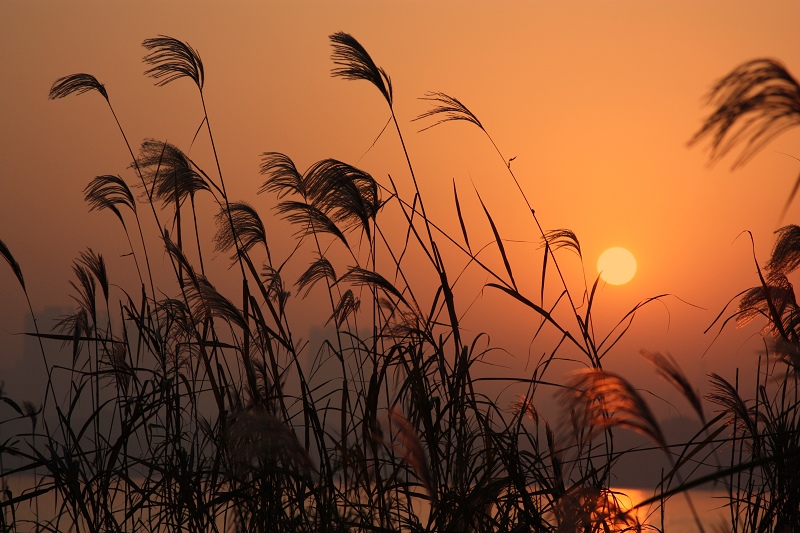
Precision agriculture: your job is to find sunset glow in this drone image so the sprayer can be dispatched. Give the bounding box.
[597,247,637,285]
[2,3,800,531]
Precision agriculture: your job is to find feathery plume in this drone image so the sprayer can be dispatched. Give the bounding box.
[259,152,305,198]
[767,225,800,277]
[330,32,392,106]
[214,202,268,258]
[562,369,666,448]
[84,175,136,225]
[137,139,210,204]
[415,91,484,132]
[388,407,432,492]
[541,229,582,258]
[296,256,336,298]
[49,73,108,101]
[142,35,204,90]
[690,58,800,167]
[329,289,360,328]
[642,350,705,423]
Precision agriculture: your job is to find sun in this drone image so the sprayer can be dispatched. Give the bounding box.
[597,247,637,285]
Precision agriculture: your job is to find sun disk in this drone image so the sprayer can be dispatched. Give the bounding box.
[597,247,637,285]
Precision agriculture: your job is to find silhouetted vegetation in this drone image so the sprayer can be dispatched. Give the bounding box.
[1,34,799,532]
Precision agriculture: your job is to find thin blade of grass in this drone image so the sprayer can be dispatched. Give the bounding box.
[476,192,516,291]
[0,239,25,291]
[452,180,471,254]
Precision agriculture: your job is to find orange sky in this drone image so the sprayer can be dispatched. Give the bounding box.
[2,1,800,418]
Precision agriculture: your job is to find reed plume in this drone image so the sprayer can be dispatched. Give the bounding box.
[562,368,666,449]
[49,73,108,101]
[142,35,204,90]
[330,31,392,107]
[691,58,800,168]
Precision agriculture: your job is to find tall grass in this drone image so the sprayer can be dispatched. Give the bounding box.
[1,34,799,533]
[683,57,800,533]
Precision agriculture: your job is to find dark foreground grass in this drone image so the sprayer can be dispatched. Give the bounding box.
[1,34,799,533]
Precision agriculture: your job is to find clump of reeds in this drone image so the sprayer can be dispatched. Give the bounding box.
[685,57,800,533]
[5,31,799,533]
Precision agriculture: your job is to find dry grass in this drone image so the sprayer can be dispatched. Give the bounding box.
[1,34,799,533]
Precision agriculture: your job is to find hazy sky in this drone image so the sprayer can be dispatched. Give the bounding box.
[2,1,800,418]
